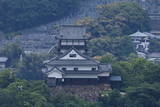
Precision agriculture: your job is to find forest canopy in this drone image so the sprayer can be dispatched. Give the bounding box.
[89,2,150,37]
[0,0,81,32]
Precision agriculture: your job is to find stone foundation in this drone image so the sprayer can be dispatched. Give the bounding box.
[52,84,111,101]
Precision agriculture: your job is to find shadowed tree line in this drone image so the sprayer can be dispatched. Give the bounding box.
[0,0,81,32]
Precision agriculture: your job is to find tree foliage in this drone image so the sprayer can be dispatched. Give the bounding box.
[0,70,15,88]
[0,79,50,107]
[0,43,23,67]
[0,0,81,32]
[0,70,96,107]
[89,2,150,37]
[112,58,160,88]
[149,38,160,52]
[99,84,160,107]
[17,54,45,80]
[89,36,135,59]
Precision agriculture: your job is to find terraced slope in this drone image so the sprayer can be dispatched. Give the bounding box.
[1,0,159,53]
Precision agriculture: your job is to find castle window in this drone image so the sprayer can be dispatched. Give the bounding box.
[74,68,78,71]
[69,54,76,57]
[92,68,96,71]
[62,68,66,71]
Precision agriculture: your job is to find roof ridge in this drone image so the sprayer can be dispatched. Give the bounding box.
[48,66,65,74]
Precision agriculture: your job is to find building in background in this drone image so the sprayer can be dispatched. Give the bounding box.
[147,53,160,64]
[0,57,8,71]
[129,31,150,53]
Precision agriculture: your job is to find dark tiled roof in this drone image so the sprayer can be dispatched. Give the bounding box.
[46,48,100,66]
[110,76,122,81]
[47,66,64,73]
[47,60,99,66]
[56,48,98,61]
[148,53,160,58]
[99,64,112,72]
[56,25,89,40]
[64,70,101,75]
[129,31,149,37]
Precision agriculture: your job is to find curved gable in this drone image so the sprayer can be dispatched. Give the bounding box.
[47,68,63,78]
[60,50,86,60]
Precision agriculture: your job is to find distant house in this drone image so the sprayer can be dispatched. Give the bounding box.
[151,31,160,37]
[129,31,160,58]
[0,57,8,70]
[43,25,121,86]
[129,31,149,43]
[147,53,160,64]
[144,32,160,39]
[129,31,160,53]
[129,31,150,52]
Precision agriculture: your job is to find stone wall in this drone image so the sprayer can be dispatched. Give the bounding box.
[52,84,111,101]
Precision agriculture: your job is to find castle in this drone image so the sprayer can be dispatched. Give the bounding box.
[43,25,121,87]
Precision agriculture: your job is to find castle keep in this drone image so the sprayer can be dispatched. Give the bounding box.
[43,25,121,86]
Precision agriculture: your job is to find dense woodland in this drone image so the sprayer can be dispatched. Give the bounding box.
[149,38,160,53]
[0,0,81,32]
[0,1,160,107]
[88,2,150,59]
[89,2,150,37]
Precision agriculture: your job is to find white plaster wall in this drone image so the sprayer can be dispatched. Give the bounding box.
[61,41,85,45]
[79,41,85,45]
[47,66,53,71]
[48,72,62,78]
[60,49,66,53]
[80,50,85,53]
[58,66,98,71]
[60,50,85,60]
[0,64,5,68]
[98,72,110,76]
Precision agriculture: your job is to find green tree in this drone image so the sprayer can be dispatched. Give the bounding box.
[126,83,160,107]
[149,38,160,52]
[0,43,23,67]
[89,36,135,59]
[89,2,150,37]
[0,80,50,107]
[0,70,15,88]
[0,0,81,32]
[112,58,159,89]
[99,53,116,64]
[99,90,125,107]
[17,54,45,80]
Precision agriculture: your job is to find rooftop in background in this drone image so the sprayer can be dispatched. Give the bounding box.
[129,31,149,37]
[110,76,122,81]
[0,57,8,62]
[147,53,160,58]
[129,31,160,39]
[151,30,160,36]
[144,32,160,39]
[56,25,90,40]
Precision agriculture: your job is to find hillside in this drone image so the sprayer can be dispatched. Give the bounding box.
[0,0,160,53]
[0,0,81,32]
